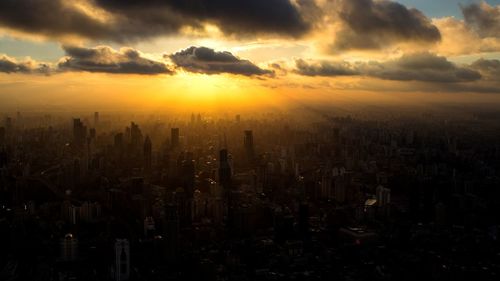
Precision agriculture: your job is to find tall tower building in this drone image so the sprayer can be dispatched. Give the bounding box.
[181,152,195,198]
[4,117,12,133]
[114,133,124,148]
[143,135,152,172]
[60,233,78,262]
[73,118,87,147]
[94,112,99,127]
[0,127,5,144]
[244,130,254,163]
[218,149,232,189]
[164,204,179,262]
[130,122,142,148]
[171,128,180,149]
[376,185,391,207]
[114,239,130,281]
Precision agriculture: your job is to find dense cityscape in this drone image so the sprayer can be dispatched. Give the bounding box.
[1,109,499,280]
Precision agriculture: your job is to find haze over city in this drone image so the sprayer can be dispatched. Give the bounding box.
[1,1,500,281]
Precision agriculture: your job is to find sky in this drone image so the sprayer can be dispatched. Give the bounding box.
[1,0,500,112]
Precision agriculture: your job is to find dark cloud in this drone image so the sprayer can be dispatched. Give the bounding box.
[58,46,173,75]
[295,53,481,83]
[462,2,500,38]
[0,55,50,74]
[295,59,359,76]
[367,53,481,83]
[95,0,312,37]
[169,46,273,76]
[331,0,441,50]
[470,58,500,80]
[0,0,313,42]
[0,0,120,41]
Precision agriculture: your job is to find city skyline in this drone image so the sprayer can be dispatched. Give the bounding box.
[2,2,500,280]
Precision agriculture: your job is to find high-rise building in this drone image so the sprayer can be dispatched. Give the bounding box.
[73,118,87,146]
[114,133,124,148]
[376,185,391,207]
[181,152,195,198]
[218,149,232,189]
[114,239,130,281]
[60,233,78,262]
[244,130,254,162]
[144,216,155,238]
[130,122,142,148]
[89,128,96,139]
[299,203,310,240]
[4,117,12,133]
[164,204,179,262]
[171,128,179,149]
[0,127,5,144]
[94,112,99,127]
[143,136,152,172]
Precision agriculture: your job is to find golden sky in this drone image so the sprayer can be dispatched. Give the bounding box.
[1,0,500,111]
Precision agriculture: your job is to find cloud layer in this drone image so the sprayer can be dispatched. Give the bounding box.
[295,52,481,83]
[0,0,313,42]
[169,46,272,76]
[0,55,49,74]
[2,45,272,76]
[471,58,500,81]
[0,0,120,41]
[462,2,500,38]
[58,46,173,74]
[330,0,441,50]
[95,0,313,38]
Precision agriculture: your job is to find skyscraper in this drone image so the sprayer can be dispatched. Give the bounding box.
[114,239,130,281]
[73,118,87,147]
[0,127,5,144]
[94,112,99,127]
[143,135,152,172]
[219,149,232,189]
[244,130,254,163]
[60,233,78,262]
[164,204,179,262]
[4,117,12,133]
[171,128,179,149]
[130,122,142,148]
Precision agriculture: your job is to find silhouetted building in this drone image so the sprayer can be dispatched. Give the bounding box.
[94,112,99,127]
[114,239,130,281]
[0,127,5,144]
[376,185,391,207]
[144,216,155,238]
[60,233,78,262]
[4,117,12,132]
[164,204,179,262]
[299,203,310,240]
[130,122,142,149]
[219,149,232,189]
[244,130,254,163]
[171,128,180,149]
[144,135,152,172]
[73,118,87,146]
[114,133,124,148]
